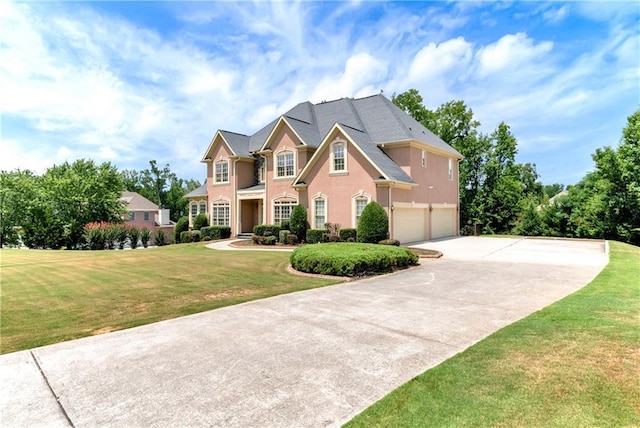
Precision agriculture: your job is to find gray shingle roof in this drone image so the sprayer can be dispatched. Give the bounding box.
[207,94,461,183]
[120,191,159,210]
[184,182,207,198]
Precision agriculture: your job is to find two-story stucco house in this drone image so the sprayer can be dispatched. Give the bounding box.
[185,94,463,243]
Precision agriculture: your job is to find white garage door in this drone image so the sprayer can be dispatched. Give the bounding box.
[393,208,426,243]
[431,208,455,239]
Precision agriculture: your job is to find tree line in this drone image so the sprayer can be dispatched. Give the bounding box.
[392,89,639,245]
[0,160,201,249]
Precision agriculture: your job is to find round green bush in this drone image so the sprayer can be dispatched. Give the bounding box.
[357,202,389,243]
[174,216,189,243]
[290,204,308,243]
[290,243,418,277]
[193,213,209,230]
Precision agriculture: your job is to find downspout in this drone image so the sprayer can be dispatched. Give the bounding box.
[233,158,240,237]
[261,154,268,226]
[457,159,461,236]
[388,183,394,240]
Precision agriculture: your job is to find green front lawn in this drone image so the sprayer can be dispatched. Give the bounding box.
[346,241,640,427]
[0,243,339,354]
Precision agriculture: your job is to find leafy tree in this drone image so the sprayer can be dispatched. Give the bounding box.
[289,204,308,243]
[122,161,201,222]
[357,202,389,243]
[0,170,39,247]
[543,183,565,199]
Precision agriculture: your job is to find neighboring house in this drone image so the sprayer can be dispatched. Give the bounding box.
[120,191,175,241]
[186,94,463,243]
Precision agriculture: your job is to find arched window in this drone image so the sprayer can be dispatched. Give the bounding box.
[313,195,328,229]
[215,160,229,183]
[330,140,348,173]
[275,149,295,178]
[352,192,371,227]
[273,197,297,225]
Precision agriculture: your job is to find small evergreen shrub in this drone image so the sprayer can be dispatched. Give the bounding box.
[265,235,277,245]
[193,213,208,231]
[290,243,418,277]
[190,230,201,242]
[154,228,167,246]
[290,205,308,243]
[201,226,231,241]
[128,226,140,249]
[200,226,213,241]
[174,216,189,243]
[378,239,400,246]
[285,233,298,245]
[180,231,191,244]
[253,224,281,237]
[357,202,389,244]
[306,229,324,244]
[339,228,357,242]
[140,227,151,248]
[280,220,291,231]
[116,225,129,249]
[279,230,290,244]
[104,224,118,250]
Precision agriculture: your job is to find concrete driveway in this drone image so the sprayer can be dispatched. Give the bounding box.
[1,237,608,427]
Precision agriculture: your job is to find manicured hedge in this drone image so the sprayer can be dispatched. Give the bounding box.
[339,228,357,242]
[290,243,418,277]
[253,224,281,237]
[201,226,231,241]
[357,202,389,243]
[306,229,324,244]
[180,230,201,243]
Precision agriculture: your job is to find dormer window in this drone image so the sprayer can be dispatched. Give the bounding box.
[276,150,295,178]
[330,140,348,174]
[215,160,229,183]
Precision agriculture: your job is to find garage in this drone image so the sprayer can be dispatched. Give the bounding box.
[431,207,456,239]
[393,208,426,243]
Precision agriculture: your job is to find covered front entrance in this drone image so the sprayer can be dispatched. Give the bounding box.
[237,185,266,236]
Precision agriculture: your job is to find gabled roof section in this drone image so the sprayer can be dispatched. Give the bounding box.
[219,130,252,158]
[120,191,159,211]
[293,124,415,187]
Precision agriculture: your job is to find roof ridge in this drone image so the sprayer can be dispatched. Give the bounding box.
[220,130,249,137]
[344,97,367,133]
[378,95,413,139]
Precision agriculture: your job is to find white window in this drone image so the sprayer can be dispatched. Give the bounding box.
[211,203,230,226]
[448,158,453,181]
[273,200,297,225]
[276,151,295,178]
[355,198,368,224]
[258,163,265,183]
[215,161,229,183]
[314,198,326,229]
[331,142,346,172]
[422,150,427,168]
[352,192,371,227]
[200,202,207,214]
[129,212,135,221]
[191,203,198,218]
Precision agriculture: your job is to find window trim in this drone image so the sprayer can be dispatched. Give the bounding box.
[143,211,150,221]
[211,202,230,226]
[275,149,296,179]
[448,158,453,181]
[272,195,298,226]
[312,194,328,230]
[421,150,427,168]
[330,139,348,174]
[351,191,371,227]
[214,159,230,184]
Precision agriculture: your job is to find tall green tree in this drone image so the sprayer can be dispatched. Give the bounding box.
[0,170,39,247]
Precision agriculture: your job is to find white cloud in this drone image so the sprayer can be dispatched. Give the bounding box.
[543,4,569,24]
[475,32,553,78]
[407,37,473,84]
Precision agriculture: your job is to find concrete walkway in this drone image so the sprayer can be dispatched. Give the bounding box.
[1,238,608,427]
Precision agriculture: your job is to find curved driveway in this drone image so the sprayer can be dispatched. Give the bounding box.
[1,237,608,427]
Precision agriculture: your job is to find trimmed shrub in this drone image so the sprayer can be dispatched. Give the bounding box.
[265,235,277,245]
[128,226,140,249]
[290,243,419,277]
[140,227,151,248]
[285,233,298,245]
[290,205,308,243]
[193,213,208,231]
[306,229,324,244]
[339,228,357,242]
[279,230,290,244]
[357,202,389,244]
[190,230,201,242]
[174,216,189,243]
[378,239,400,246]
[201,226,232,241]
[154,228,167,246]
[180,231,191,244]
[253,224,281,237]
[280,220,291,231]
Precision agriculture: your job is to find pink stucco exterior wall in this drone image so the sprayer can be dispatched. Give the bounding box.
[206,138,236,228]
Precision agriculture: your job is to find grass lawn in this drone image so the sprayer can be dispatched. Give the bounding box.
[0,243,339,354]
[346,241,640,427]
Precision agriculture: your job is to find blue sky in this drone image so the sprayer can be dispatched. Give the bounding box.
[1,1,638,185]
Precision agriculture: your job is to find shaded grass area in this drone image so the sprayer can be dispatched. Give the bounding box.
[346,241,639,427]
[0,244,339,354]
